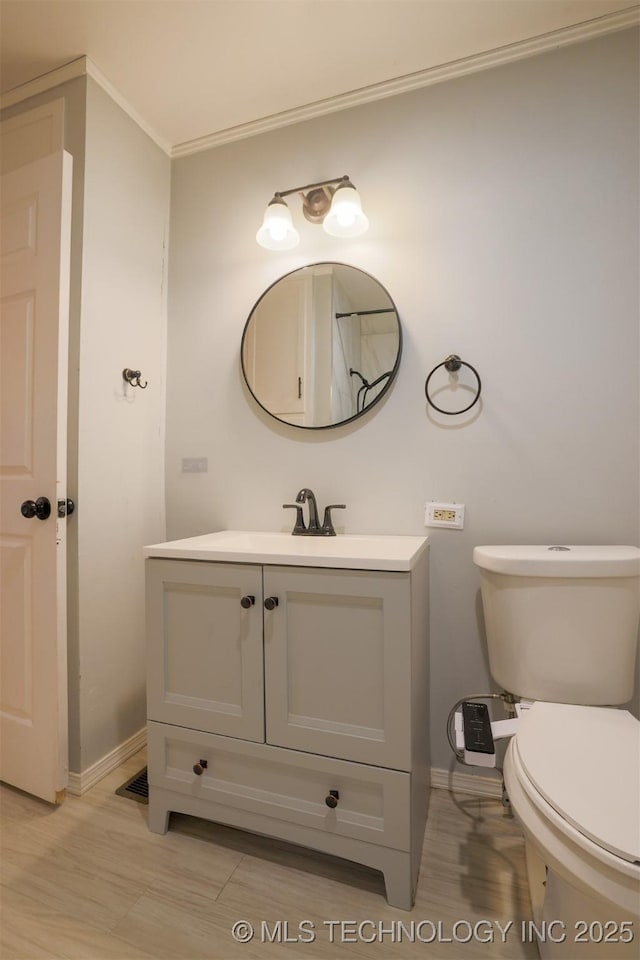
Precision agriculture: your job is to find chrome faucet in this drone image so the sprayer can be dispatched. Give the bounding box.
[282,488,346,536]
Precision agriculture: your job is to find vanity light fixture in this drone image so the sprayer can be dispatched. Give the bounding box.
[256,175,369,250]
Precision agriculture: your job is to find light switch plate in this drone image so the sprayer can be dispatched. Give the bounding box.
[182,457,208,473]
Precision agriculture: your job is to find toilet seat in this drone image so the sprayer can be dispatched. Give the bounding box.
[504,702,640,917]
[515,702,640,863]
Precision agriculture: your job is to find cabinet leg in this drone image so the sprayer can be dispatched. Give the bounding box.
[147,794,170,835]
[381,852,416,911]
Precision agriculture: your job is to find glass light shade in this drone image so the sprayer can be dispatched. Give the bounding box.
[256,198,300,250]
[323,183,369,237]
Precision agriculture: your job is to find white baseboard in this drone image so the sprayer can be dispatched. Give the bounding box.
[67,727,147,796]
[430,766,503,799]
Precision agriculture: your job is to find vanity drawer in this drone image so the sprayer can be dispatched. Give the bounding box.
[147,721,410,851]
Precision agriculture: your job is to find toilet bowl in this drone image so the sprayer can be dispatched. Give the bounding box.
[503,701,640,958]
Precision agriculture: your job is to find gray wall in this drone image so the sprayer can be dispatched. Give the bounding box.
[168,28,639,773]
[75,78,169,770]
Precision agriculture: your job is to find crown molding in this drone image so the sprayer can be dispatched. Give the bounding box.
[84,58,172,155]
[2,6,638,160]
[1,55,172,155]
[172,5,640,158]
[1,56,87,109]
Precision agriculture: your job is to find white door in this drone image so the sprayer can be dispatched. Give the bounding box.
[0,151,72,803]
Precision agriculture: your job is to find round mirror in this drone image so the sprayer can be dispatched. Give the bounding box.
[241,263,401,429]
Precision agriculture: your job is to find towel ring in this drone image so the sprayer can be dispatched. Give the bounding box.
[425,354,481,415]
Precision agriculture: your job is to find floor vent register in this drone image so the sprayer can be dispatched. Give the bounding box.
[115,767,149,804]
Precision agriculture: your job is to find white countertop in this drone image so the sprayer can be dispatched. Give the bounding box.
[144,530,429,572]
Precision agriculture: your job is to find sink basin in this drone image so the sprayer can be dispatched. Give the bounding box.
[144,529,428,571]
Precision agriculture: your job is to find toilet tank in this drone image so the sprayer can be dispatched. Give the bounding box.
[473,545,640,704]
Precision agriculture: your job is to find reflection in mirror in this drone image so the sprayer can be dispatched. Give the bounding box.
[241,263,401,429]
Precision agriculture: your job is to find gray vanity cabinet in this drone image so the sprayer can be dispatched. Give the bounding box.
[145,550,429,910]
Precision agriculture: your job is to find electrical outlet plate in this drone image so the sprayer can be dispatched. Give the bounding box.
[425,501,465,529]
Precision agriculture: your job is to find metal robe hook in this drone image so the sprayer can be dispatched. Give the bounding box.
[122,368,148,389]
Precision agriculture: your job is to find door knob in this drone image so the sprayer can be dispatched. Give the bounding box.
[240,595,255,609]
[264,596,279,610]
[325,790,340,809]
[20,496,51,520]
[193,759,208,776]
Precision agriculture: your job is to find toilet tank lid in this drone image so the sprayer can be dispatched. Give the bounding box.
[473,545,640,577]
[516,703,640,863]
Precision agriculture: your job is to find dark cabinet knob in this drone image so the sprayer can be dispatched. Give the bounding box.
[325,790,340,809]
[240,595,255,609]
[193,759,208,776]
[20,496,51,521]
[264,597,279,611]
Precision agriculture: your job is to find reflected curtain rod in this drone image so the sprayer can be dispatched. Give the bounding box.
[335,308,396,318]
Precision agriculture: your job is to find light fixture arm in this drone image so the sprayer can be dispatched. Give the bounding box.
[274,176,352,225]
[273,175,350,200]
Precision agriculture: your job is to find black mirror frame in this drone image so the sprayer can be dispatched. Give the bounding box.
[240,262,402,430]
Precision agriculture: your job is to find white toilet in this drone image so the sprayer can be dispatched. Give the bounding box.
[473,545,640,959]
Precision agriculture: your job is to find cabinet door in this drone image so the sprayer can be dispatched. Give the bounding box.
[263,566,412,769]
[146,559,264,740]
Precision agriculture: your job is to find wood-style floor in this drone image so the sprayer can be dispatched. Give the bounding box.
[0,750,538,959]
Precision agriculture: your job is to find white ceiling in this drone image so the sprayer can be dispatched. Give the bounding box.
[1,1,637,153]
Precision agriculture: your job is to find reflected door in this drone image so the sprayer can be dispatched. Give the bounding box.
[242,274,308,424]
